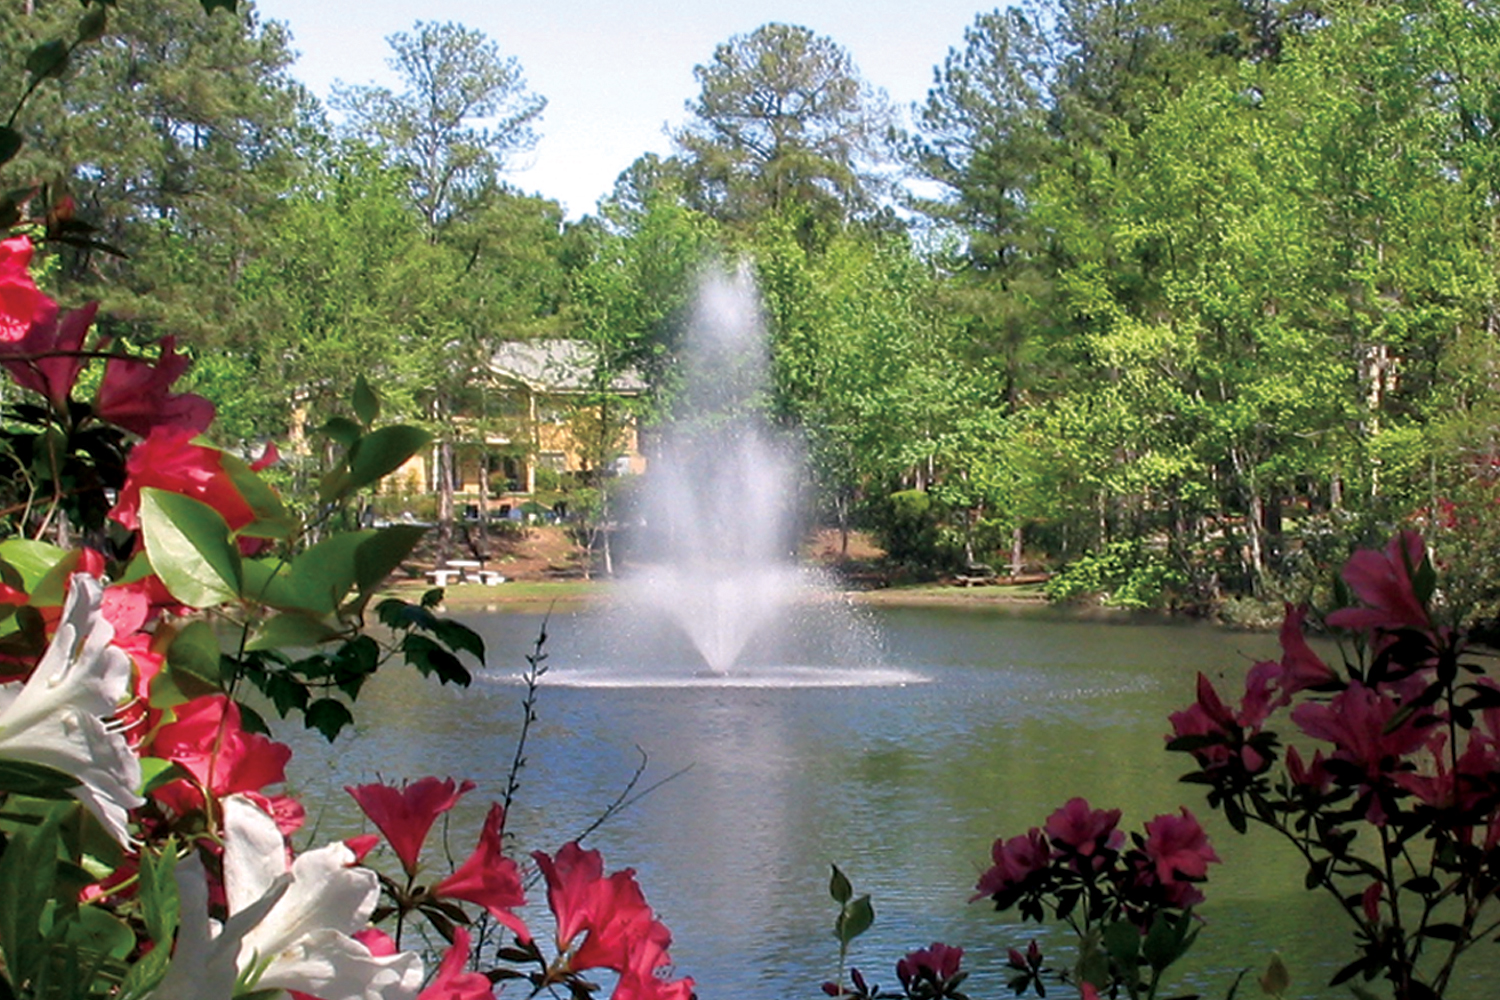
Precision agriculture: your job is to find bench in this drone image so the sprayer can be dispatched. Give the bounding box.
[427,561,507,586]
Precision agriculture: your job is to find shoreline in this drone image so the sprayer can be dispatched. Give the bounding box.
[383,576,1057,613]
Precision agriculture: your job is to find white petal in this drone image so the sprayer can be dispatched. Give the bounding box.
[0,575,142,843]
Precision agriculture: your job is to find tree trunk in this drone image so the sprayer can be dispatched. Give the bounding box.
[1009,525,1023,578]
[435,437,454,563]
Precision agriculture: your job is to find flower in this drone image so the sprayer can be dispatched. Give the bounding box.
[418,928,493,1000]
[109,426,256,532]
[1326,531,1430,633]
[972,827,1049,900]
[1139,808,1219,907]
[1167,672,1271,776]
[146,694,295,824]
[95,335,215,437]
[896,942,964,994]
[532,841,686,987]
[0,299,97,411]
[346,776,474,878]
[433,802,530,941]
[0,235,48,341]
[0,574,142,844]
[224,794,424,999]
[1292,681,1434,824]
[1044,797,1123,872]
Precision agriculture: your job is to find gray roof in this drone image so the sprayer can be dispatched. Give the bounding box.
[487,339,646,394]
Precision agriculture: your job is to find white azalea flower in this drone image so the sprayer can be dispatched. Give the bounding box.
[0,573,142,844]
[227,794,423,999]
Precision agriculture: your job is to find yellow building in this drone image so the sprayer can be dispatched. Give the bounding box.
[387,339,647,513]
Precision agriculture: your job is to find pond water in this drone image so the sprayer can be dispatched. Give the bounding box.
[274,604,1495,1000]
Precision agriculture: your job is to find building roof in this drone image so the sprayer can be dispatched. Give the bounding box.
[487,339,647,394]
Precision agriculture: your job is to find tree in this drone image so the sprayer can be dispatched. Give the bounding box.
[332,21,545,232]
[673,23,893,229]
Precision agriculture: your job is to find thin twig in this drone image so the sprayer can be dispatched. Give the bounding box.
[502,609,551,824]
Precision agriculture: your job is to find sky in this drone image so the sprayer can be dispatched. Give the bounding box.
[249,0,994,219]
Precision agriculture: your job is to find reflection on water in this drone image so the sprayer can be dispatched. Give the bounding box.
[274,605,1494,1000]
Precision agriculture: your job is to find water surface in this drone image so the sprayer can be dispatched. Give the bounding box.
[276,605,1491,1000]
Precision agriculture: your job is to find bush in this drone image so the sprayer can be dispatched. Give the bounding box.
[1044,539,1186,609]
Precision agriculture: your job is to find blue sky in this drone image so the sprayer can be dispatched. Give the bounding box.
[250,0,995,218]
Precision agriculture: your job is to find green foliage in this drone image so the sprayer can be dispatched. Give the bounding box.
[1044,539,1185,610]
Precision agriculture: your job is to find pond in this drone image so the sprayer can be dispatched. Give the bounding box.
[274,603,1493,1000]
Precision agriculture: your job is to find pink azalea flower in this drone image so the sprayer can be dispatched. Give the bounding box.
[973,827,1049,900]
[614,968,696,1000]
[1277,604,1338,695]
[346,776,475,878]
[1045,797,1123,871]
[433,802,530,941]
[109,427,256,532]
[0,236,48,342]
[1168,673,1270,774]
[418,927,494,1000]
[147,694,293,819]
[1284,745,1331,793]
[1326,531,1430,633]
[94,335,215,437]
[1141,808,1219,907]
[896,942,964,992]
[532,841,679,980]
[1292,681,1434,823]
[1,299,96,411]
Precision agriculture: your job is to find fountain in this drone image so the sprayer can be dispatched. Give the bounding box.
[557,266,920,688]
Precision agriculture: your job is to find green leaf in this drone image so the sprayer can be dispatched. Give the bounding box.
[246,612,341,652]
[345,425,432,495]
[432,617,485,662]
[1258,953,1290,997]
[402,633,471,686]
[304,698,355,741]
[139,758,190,795]
[319,417,362,450]
[1103,918,1141,967]
[76,5,107,43]
[166,620,223,696]
[829,864,852,904]
[0,804,66,985]
[63,905,136,961]
[285,532,368,614]
[352,375,380,427]
[0,127,21,166]
[835,894,874,944]
[26,39,69,81]
[354,525,427,593]
[0,759,79,798]
[139,489,242,607]
[0,539,70,594]
[221,453,291,534]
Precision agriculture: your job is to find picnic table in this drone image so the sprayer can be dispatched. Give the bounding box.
[426,560,506,586]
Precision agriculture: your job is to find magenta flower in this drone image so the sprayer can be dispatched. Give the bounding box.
[418,928,494,1000]
[1292,681,1434,823]
[531,840,686,989]
[1141,808,1219,904]
[1326,531,1430,633]
[1168,673,1270,775]
[896,942,964,992]
[95,336,215,438]
[1045,797,1123,871]
[0,236,48,342]
[433,802,530,941]
[1276,604,1339,695]
[973,827,1049,900]
[346,776,475,878]
[0,299,96,412]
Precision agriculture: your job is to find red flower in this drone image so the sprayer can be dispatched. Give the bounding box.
[1140,808,1219,906]
[146,695,293,819]
[1292,681,1434,824]
[418,928,494,1000]
[1044,797,1123,871]
[95,336,215,438]
[109,427,256,532]
[896,942,964,992]
[0,236,48,342]
[614,968,696,1000]
[346,776,474,878]
[1,300,96,411]
[433,803,530,941]
[532,841,680,980]
[973,828,1049,900]
[1276,604,1339,695]
[1326,531,1430,633]
[1168,672,1271,775]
